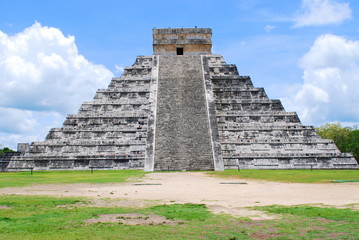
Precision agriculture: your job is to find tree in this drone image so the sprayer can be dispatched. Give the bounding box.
[316,123,351,152]
[0,147,15,157]
[316,123,359,163]
[348,130,359,162]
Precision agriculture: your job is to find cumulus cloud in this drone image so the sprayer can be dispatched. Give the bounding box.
[0,22,114,149]
[293,0,351,27]
[282,34,359,126]
[0,107,37,134]
[0,22,113,113]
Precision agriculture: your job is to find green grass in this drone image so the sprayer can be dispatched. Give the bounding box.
[256,205,359,222]
[150,203,211,221]
[256,205,359,239]
[2,169,357,188]
[207,169,359,183]
[0,195,247,240]
[0,170,147,188]
[0,195,358,240]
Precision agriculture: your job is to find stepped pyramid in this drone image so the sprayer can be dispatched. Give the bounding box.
[8,28,358,171]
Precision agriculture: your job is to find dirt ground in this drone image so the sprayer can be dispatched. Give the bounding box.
[85,213,183,226]
[1,172,358,220]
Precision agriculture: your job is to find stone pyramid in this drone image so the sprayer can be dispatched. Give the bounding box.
[7,28,358,171]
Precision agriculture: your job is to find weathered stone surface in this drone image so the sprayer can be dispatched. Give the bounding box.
[7,28,358,171]
[153,28,212,55]
[205,55,357,169]
[153,55,215,171]
[8,56,155,171]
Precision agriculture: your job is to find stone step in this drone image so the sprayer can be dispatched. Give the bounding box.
[219,138,334,144]
[215,99,281,104]
[223,152,352,158]
[66,113,148,118]
[49,128,147,132]
[83,99,149,105]
[30,140,146,146]
[218,124,312,130]
[215,103,284,112]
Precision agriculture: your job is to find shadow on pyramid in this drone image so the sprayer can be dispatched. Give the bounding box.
[7,28,358,171]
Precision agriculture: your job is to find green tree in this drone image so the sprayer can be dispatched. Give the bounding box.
[316,123,351,152]
[0,147,15,156]
[316,123,359,163]
[348,130,359,162]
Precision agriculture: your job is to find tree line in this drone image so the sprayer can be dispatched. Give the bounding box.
[315,123,359,163]
[0,147,15,157]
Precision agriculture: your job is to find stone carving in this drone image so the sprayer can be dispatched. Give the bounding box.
[7,28,358,171]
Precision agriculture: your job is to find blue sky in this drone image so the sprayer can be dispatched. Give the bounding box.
[1,0,359,149]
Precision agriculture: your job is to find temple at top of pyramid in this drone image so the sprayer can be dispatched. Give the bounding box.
[153,28,212,55]
[5,27,358,172]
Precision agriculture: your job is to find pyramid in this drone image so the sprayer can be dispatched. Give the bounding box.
[7,28,358,171]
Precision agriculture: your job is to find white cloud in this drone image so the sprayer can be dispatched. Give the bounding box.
[115,64,124,74]
[0,22,114,149]
[0,107,63,148]
[0,107,38,134]
[264,25,276,33]
[293,0,351,27]
[282,34,359,126]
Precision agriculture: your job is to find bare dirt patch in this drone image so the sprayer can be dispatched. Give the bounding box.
[0,205,11,209]
[1,172,358,219]
[208,205,279,220]
[250,231,283,240]
[85,213,183,226]
[309,203,359,211]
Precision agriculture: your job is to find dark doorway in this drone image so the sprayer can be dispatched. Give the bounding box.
[176,47,183,55]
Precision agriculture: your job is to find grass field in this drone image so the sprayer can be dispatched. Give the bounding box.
[207,169,359,183]
[0,170,358,239]
[1,169,358,189]
[0,170,146,188]
[0,195,358,240]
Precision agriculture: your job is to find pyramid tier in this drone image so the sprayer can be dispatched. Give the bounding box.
[204,55,357,169]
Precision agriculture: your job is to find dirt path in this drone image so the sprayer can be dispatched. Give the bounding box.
[1,172,358,219]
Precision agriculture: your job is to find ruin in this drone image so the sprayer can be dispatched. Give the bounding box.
[6,28,358,171]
